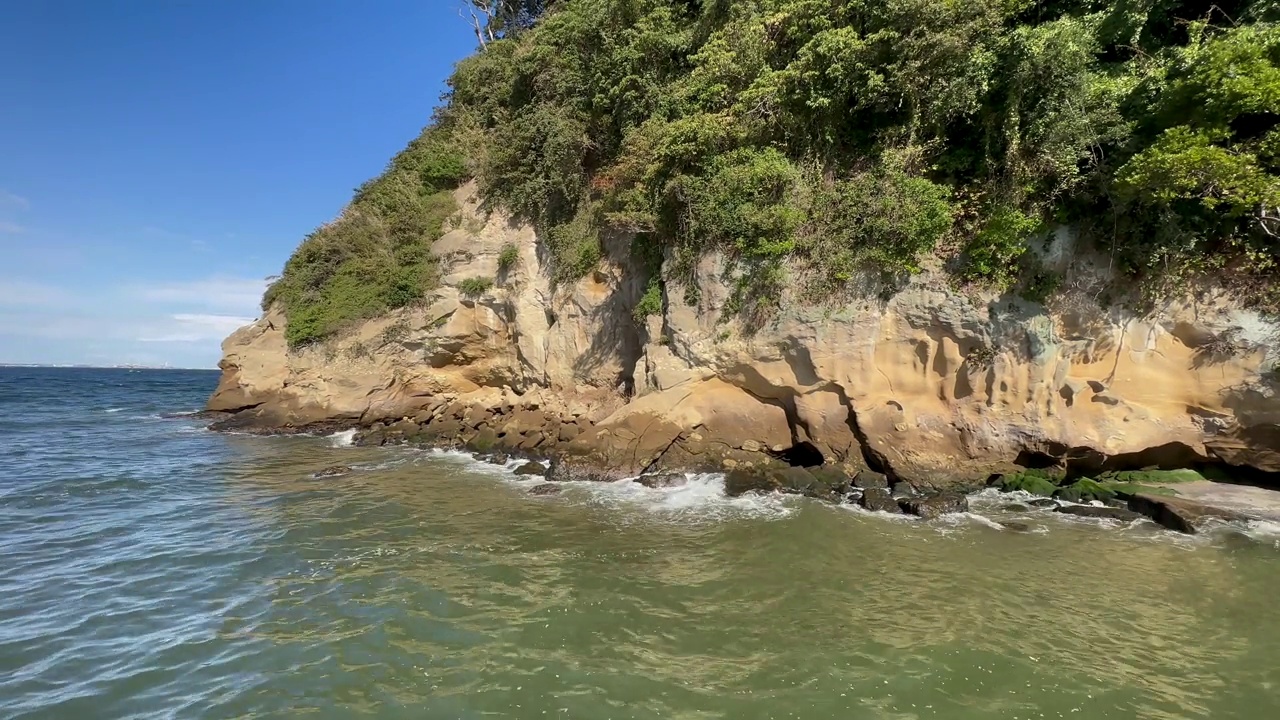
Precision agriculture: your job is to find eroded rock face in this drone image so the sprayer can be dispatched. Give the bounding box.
[206,183,1280,486]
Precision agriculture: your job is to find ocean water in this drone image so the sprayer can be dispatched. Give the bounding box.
[2,367,1279,719]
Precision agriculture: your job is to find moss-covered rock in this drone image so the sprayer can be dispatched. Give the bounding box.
[997,471,1060,497]
[1054,478,1116,504]
[1095,469,1205,485]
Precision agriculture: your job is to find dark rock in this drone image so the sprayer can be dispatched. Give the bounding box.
[891,481,921,498]
[1001,503,1031,512]
[314,465,352,477]
[996,470,1060,496]
[428,418,462,439]
[513,460,549,476]
[1127,493,1247,535]
[484,452,510,465]
[999,520,1033,533]
[467,427,498,453]
[1053,478,1115,504]
[546,457,622,483]
[1054,504,1142,522]
[807,466,853,496]
[898,493,969,519]
[1028,498,1059,508]
[527,483,561,496]
[859,487,901,513]
[354,429,386,447]
[635,473,687,489]
[852,469,890,490]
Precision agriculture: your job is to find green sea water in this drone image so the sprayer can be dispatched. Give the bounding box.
[2,368,1278,719]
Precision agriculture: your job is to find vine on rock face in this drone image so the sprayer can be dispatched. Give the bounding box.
[265,0,1280,347]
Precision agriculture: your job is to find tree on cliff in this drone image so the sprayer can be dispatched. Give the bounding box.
[266,0,1280,347]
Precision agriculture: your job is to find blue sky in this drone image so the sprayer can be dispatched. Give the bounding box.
[0,1,475,367]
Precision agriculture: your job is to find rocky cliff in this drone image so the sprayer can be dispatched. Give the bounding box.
[208,183,1280,486]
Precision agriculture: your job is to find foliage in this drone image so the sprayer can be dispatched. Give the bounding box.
[266,0,1280,344]
[457,276,496,296]
[264,128,463,347]
[497,242,520,273]
[633,276,664,324]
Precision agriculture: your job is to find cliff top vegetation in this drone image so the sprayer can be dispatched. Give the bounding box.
[266,0,1280,347]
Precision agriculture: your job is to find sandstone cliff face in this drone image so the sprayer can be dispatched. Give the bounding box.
[209,184,1280,483]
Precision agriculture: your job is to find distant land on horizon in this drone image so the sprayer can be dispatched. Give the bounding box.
[0,363,215,371]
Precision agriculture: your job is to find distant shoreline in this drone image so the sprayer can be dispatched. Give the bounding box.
[0,364,216,371]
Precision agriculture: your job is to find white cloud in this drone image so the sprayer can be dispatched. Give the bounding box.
[0,221,23,234]
[0,190,29,210]
[138,313,255,343]
[130,276,268,314]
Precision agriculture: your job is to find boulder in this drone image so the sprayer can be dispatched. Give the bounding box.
[314,465,352,477]
[484,452,510,465]
[634,473,688,489]
[527,483,561,496]
[1054,505,1142,522]
[852,470,890,490]
[1053,478,1116,504]
[996,470,1060,497]
[898,493,969,519]
[513,460,549,476]
[1001,503,1031,512]
[1127,493,1247,534]
[468,427,499,453]
[1028,498,1059,508]
[724,466,845,500]
[807,466,854,497]
[859,487,901,513]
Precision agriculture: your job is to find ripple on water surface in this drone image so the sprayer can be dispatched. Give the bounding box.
[2,367,1280,719]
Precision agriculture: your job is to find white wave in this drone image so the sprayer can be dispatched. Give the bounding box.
[578,473,798,521]
[327,429,358,447]
[104,408,124,414]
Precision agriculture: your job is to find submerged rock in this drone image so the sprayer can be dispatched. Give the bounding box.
[1028,498,1059,508]
[1054,505,1142,522]
[513,460,549,476]
[898,493,969,519]
[859,487,901,513]
[527,483,561,496]
[1001,503,1031,512]
[314,465,352,477]
[484,452,510,465]
[999,520,1033,533]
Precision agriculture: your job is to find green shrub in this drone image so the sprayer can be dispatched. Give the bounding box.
[497,242,520,273]
[266,128,462,348]
[457,276,495,296]
[802,151,954,292]
[633,277,664,324]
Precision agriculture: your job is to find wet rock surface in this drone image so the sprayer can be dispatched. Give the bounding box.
[634,473,688,489]
[898,493,969,519]
[527,483,561,496]
[314,465,353,478]
[1054,505,1143,522]
[859,487,901,514]
[1127,493,1247,534]
[513,461,548,477]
